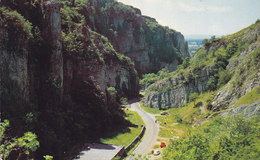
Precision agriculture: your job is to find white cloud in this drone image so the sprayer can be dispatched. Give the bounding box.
[177,2,232,13]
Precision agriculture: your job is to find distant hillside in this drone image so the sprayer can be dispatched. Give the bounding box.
[142,20,260,114]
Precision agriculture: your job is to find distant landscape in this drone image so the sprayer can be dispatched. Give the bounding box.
[186,39,203,56]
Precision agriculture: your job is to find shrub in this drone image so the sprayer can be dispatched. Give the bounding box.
[107,87,117,97]
[0,120,40,159]
[62,30,84,54]
[163,115,260,160]
[189,92,198,104]
[0,7,33,39]
[207,76,217,91]
[120,97,128,105]
[226,41,238,58]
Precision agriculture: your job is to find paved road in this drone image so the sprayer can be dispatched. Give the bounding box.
[73,143,124,160]
[128,102,159,159]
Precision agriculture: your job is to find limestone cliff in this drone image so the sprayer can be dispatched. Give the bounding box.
[143,21,260,113]
[143,65,217,109]
[83,0,189,74]
[0,0,138,159]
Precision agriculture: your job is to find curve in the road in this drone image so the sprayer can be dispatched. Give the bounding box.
[128,102,159,157]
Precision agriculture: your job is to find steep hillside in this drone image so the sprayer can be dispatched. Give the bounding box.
[142,21,260,115]
[0,0,139,159]
[80,0,189,74]
[141,21,260,160]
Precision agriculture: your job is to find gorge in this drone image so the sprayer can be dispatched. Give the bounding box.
[0,0,259,160]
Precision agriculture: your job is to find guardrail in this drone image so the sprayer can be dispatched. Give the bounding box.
[125,125,146,152]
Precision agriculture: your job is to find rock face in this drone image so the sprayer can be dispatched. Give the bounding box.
[63,28,138,100]
[143,21,260,111]
[0,1,138,158]
[84,0,189,75]
[211,25,260,111]
[220,102,260,118]
[143,65,217,109]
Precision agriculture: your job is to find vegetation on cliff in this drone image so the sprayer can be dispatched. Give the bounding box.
[142,20,260,159]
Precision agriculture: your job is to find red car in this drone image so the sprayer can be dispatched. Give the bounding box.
[160,142,166,148]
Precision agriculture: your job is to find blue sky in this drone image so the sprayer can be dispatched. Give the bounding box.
[118,0,260,36]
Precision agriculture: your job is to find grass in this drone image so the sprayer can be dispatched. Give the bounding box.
[100,109,144,147]
[153,92,217,138]
[232,86,260,108]
[140,102,161,114]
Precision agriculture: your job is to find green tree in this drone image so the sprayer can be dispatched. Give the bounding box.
[0,120,40,160]
[203,38,209,45]
[210,35,216,42]
[182,57,190,69]
[207,76,217,91]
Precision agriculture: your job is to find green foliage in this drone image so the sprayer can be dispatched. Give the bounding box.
[226,41,238,58]
[62,30,84,54]
[101,1,136,15]
[190,49,208,69]
[207,76,217,91]
[182,57,190,69]
[203,38,209,45]
[44,155,54,160]
[140,73,158,88]
[107,87,117,97]
[120,97,128,105]
[0,7,33,39]
[0,120,40,159]
[189,92,199,102]
[163,115,260,160]
[141,68,171,89]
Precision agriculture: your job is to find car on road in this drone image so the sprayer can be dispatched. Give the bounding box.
[154,150,160,156]
[160,142,166,148]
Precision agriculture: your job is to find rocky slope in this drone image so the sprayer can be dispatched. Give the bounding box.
[82,0,189,74]
[143,21,260,114]
[143,65,217,109]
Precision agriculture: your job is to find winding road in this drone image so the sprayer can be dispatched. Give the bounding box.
[127,102,159,159]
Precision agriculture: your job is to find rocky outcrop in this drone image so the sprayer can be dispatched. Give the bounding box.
[143,21,260,110]
[63,27,138,100]
[220,102,260,118]
[142,65,217,109]
[83,0,189,75]
[212,26,260,111]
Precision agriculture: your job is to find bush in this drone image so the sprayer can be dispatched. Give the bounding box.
[207,76,217,91]
[0,120,40,159]
[189,92,198,105]
[120,97,128,105]
[226,41,238,58]
[163,115,260,160]
[107,87,117,97]
[0,7,33,39]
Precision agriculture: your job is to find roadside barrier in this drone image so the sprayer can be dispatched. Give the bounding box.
[125,125,146,152]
